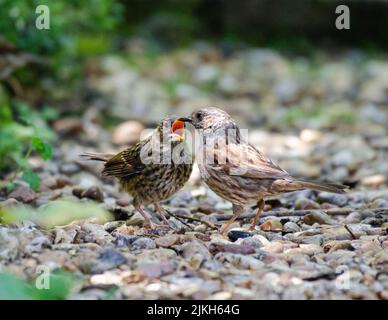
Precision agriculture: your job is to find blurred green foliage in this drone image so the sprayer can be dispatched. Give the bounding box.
[0,97,54,190]
[0,270,74,300]
[1,0,123,184]
[0,199,112,227]
[0,0,122,56]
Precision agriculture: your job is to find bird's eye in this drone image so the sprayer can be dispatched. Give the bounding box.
[195,112,204,121]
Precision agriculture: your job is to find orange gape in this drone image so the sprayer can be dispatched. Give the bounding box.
[171,119,185,137]
[171,119,185,132]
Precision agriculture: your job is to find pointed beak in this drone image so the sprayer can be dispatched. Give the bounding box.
[177,116,192,123]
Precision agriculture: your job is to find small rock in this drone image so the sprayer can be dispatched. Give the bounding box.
[91,248,127,274]
[260,219,283,231]
[155,234,180,248]
[181,241,211,269]
[72,187,85,198]
[82,186,104,202]
[137,248,177,262]
[53,118,83,135]
[53,225,80,244]
[215,252,264,270]
[370,199,388,209]
[90,272,122,286]
[37,249,71,268]
[262,241,284,254]
[194,224,207,233]
[116,198,130,207]
[60,163,80,175]
[8,185,37,203]
[227,230,252,242]
[25,236,51,253]
[138,261,175,278]
[295,198,320,210]
[283,222,301,233]
[361,175,387,188]
[303,211,334,225]
[299,235,325,245]
[113,234,137,247]
[236,236,265,249]
[343,211,362,224]
[317,192,348,207]
[82,223,113,245]
[323,240,354,253]
[131,237,156,250]
[209,243,256,255]
[379,290,388,300]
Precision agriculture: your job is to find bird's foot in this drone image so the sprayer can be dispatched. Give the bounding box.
[247,225,256,232]
[219,224,232,235]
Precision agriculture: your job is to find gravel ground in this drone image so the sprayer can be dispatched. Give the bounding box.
[0,45,387,299]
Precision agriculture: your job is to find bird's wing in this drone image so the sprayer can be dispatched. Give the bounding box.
[102,142,145,178]
[209,143,291,180]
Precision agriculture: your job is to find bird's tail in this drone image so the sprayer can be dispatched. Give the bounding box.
[79,152,113,162]
[295,180,348,194]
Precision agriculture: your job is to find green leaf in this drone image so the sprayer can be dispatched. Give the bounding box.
[0,271,75,300]
[0,273,37,300]
[21,171,41,191]
[31,136,52,160]
[34,271,75,300]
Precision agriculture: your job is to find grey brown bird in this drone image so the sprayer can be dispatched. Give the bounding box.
[81,118,193,229]
[179,107,348,234]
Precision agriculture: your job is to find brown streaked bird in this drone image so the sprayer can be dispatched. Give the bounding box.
[179,107,348,234]
[81,117,193,229]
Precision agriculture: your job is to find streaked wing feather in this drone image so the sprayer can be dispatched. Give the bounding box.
[211,143,290,180]
[102,142,145,178]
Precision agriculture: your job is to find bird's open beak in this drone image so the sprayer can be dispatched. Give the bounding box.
[177,116,192,123]
[171,119,186,142]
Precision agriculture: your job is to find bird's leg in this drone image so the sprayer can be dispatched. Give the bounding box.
[220,204,244,235]
[154,203,170,226]
[134,205,167,229]
[248,199,265,231]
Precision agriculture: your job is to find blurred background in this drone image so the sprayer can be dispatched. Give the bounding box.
[1,0,387,190]
[1,0,388,301]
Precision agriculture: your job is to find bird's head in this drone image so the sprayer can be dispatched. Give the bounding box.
[178,107,238,132]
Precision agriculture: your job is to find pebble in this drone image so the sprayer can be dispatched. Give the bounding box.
[137,261,175,278]
[343,211,362,224]
[8,185,37,203]
[155,234,181,248]
[82,223,113,245]
[227,230,252,242]
[131,237,156,250]
[82,186,104,202]
[303,211,334,225]
[283,221,301,233]
[209,243,256,255]
[317,192,348,206]
[294,198,320,210]
[137,248,177,262]
[116,198,130,207]
[91,248,127,274]
[60,163,80,175]
[53,118,83,135]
